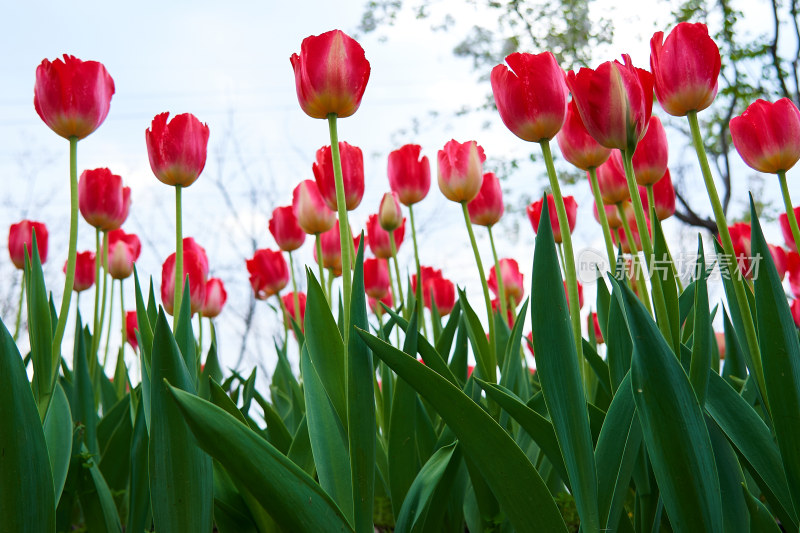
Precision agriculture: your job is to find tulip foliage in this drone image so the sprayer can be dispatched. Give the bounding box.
[6,23,800,533]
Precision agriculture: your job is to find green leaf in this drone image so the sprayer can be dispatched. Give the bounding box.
[689,238,712,405]
[25,232,54,419]
[174,278,198,384]
[128,389,151,533]
[73,320,98,455]
[77,443,122,533]
[43,382,72,506]
[606,293,632,393]
[254,392,294,454]
[149,309,213,532]
[0,317,55,531]
[611,276,723,532]
[167,384,354,532]
[595,275,611,342]
[651,215,681,354]
[530,196,599,533]
[581,339,612,399]
[742,482,782,533]
[749,197,800,515]
[707,415,748,533]
[98,394,133,494]
[356,328,568,533]
[721,309,747,382]
[434,300,461,362]
[499,299,529,398]
[133,267,154,365]
[287,415,316,476]
[457,288,495,383]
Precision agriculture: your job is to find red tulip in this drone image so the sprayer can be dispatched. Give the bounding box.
[367,214,405,259]
[202,278,227,318]
[78,168,131,231]
[388,144,431,206]
[378,192,403,232]
[162,238,209,315]
[427,277,456,316]
[719,222,753,278]
[437,140,486,203]
[715,331,726,359]
[290,29,371,119]
[315,221,343,276]
[491,297,515,327]
[639,169,676,221]
[557,100,612,171]
[313,142,365,211]
[792,299,800,328]
[364,258,391,300]
[564,279,584,310]
[566,55,654,152]
[490,52,569,142]
[67,251,96,292]
[411,266,442,296]
[780,206,800,251]
[593,202,626,229]
[146,112,210,187]
[125,311,139,351]
[34,54,115,140]
[269,205,306,252]
[282,291,307,328]
[8,220,48,269]
[354,233,367,254]
[527,195,577,244]
[592,153,631,205]
[369,291,393,315]
[632,116,669,186]
[106,229,141,280]
[488,258,524,307]
[589,312,604,344]
[730,98,800,174]
[467,172,504,227]
[613,211,649,254]
[650,22,720,116]
[246,249,289,300]
[788,252,800,298]
[770,244,788,281]
[292,180,337,235]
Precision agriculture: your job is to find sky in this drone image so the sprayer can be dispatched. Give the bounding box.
[1,0,795,382]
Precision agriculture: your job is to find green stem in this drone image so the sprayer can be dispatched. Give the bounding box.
[289,251,302,325]
[645,184,656,235]
[487,226,508,323]
[52,136,80,365]
[198,312,204,356]
[174,185,183,330]
[103,279,116,368]
[327,114,352,347]
[13,274,24,341]
[120,279,126,347]
[315,234,328,303]
[779,170,800,256]
[617,203,653,316]
[92,228,102,365]
[94,232,110,372]
[539,140,584,379]
[461,201,497,380]
[588,167,617,273]
[277,293,289,340]
[557,242,567,276]
[687,110,765,398]
[389,233,404,308]
[327,270,335,307]
[647,183,684,292]
[408,204,428,338]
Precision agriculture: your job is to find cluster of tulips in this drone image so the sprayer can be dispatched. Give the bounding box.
[5,17,800,533]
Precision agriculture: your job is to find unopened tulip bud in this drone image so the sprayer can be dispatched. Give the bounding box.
[313,142,365,211]
[527,195,577,244]
[730,98,800,174]
[467,172,504,227]
[8,220,48,269]
[202,278,227,318]
[269,206,306,252]
[378,192,403,231]
[632,116,669,186]
[367,214,405,259]
[292,180,336,235]
[437,140,486,203]
[146,112,210,187]
[79,168,132,231]
[68,251,96,292]
[106,229,141,280]
[388,144,431,206]
[246,249,289,300]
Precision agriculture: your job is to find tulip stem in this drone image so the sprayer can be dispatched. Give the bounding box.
[289,251,301,324]
[646,183,683,292]
[409,204,427,339]
[93,232,110,375]
[539,140,584,382]
[13,274,24,341]
[487,226,508,325]
[327,114,351,347]
[120,279,126,348]
[315,234,328,303]
[557,242,567,276]
[174,185,183,330]
[102,279,116,369]
[389,233,404,308]
[92,229,103,365]
[588,167,617,274]
[645,184,656,237]
[687,110,765,399]
[52,136,80,379]
[198,311,204,357]
[617,203,653,316]
[461,201,497,380]
[779,170,800,255]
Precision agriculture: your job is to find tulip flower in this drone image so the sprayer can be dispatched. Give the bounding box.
[467,172,504,227]
[388,144,431,206]
[593,154,630,205]
[34,54,115,140]
[527,195,577,244]
[566,55,654,152]
[632,116,669,186]
[292,180,337,235]
[126,311,139,351]
[792,299,800,328]
[730,98,800,175]
[491,298,515,328]
[589,312,604,344]
[106,229,141,280]
[290,29,371,120]
[426,277,456,316]
[146,112,210,188]
[437,140,486,203]
[282,291,307,329]
[269,206,306,252]
[564,279,584,310]
[364,258,391,301]
[770,244,788,281]
[8,220,48,269]
[313,142,365,211]
[315,221,343,276]
[68,251,96,292]
[613,210,649,255]
[593,202,625,229]
[411,266,442,296]
[650,22,721,117]
[246,249,289,301]
[781,206,800,251]
[490,51,569,142]
[639,169,676,221]
[354,233,367,254]
[557,100,612,171]
[78,168,132,231]
[162,239,209,315]
[202,278,227,318]
[366,214,405,259]
[488,258,524,307]
[789,252,800,299]
[378,192,404,232]
[369,291,393,316]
